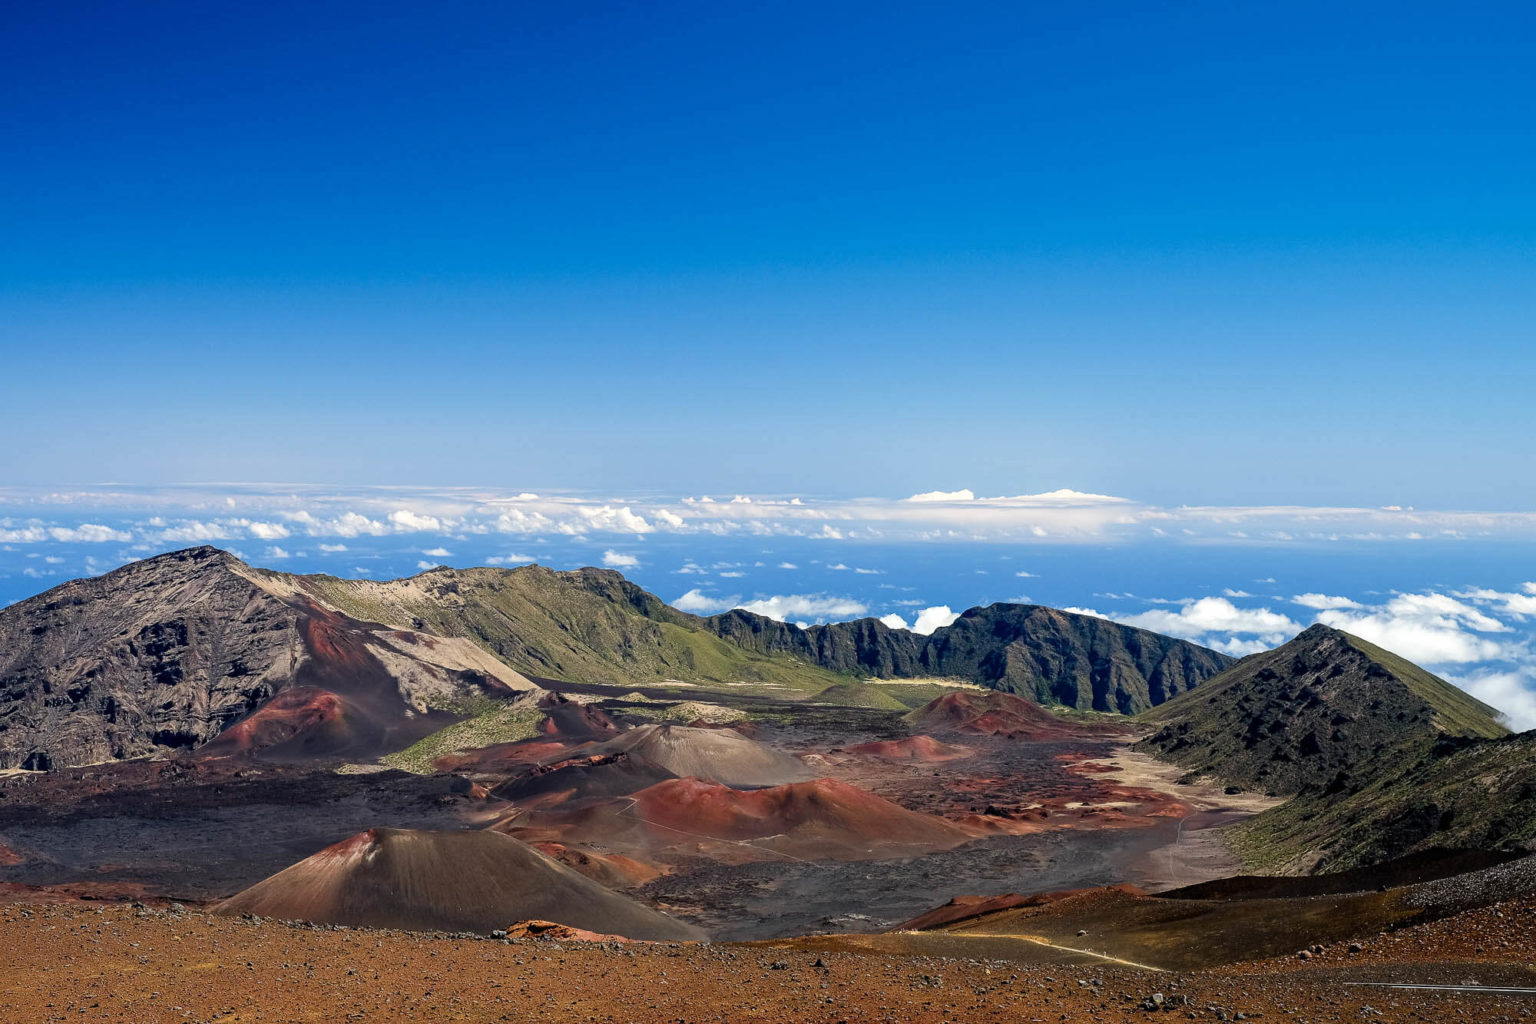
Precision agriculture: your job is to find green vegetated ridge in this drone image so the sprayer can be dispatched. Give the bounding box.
[260,561,1233,712]
[1136,624,1506,797]
[380,695,548,774]
[276,564,852,695]
[1230,729,1536,873]
[1135,623,1523,872]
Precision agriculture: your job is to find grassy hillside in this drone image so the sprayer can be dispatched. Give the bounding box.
[1231,730,1536,872]
[1136,624,1507,796]
[269,564,852,695]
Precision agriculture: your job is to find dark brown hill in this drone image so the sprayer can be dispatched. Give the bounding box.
[706,604,1232,713]
[212,827,702,940]
[1136,624,1507,797]
[0,548,533,770]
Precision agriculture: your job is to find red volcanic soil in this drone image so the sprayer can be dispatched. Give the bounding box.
[573,724,811,789]
[535,692,621,741]
[0,839,22,867]
[199,687,350,756]
[849,734,974,762]
[494,750,679,805]
[530,777,987,863]
[533,843,664,888]
[909,692,1128,740]
[432,738,570,773]
[213,827,702,941]
[201,601,518,763]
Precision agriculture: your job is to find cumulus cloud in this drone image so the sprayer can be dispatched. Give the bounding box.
[1115,597,1302,645]
[654,509,685,528]
[389,509,444,532]
[1222,588,1252,598]
[1448,670,1536,732]
[289,510,389,537]
[778,562,798,569]
[1315,592,1513,664]
[912,605,960,635]
[245,521,290,541]
[672,589,737,614]
[879,613,909,630]
[156,520,235,542]
[572,506,654,534]
[735,594,868,623]
[46,524,133,543]
[1457,587,1536,618]
[1292,593,1365,610]
[263,546,291,560]
[602,549,641,569]
[318,543,348,552]
[421,547,452,558]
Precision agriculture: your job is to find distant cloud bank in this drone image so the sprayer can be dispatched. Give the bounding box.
[3,483,1534,548]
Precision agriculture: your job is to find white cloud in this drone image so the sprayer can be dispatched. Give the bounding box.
[486,552,537,565]
[289,510,389,537]
[421,547,453,558]
[1448,670,1536,732]
[318,543,348,552]
[572,506,654,535]
[602,549,641,569]
[156,520,234,542]
[1016,570,1037,578]
[735,593,868,623]
[778,562,798,569]
[245,521,290,541]
[1292,593,1365,610]
[263,546,291,560]
[1457,587,1536,618]
[1115,597,1302,643]
[879,613,910,630]
[1315,592,1513,664]
[654,509,685,528]
[907,489,977,502]
[416,560,443,571]
[1222,588,1252,598]
[389,509,443,532]
[719,571,746,578]
[1206,636,1275,657]
[912,606,961,635]
[673,589,738,614]
[48,524,133,543]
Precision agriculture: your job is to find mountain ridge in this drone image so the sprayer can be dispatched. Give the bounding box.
[1136,623,1507,798]
[0,547,1233,769]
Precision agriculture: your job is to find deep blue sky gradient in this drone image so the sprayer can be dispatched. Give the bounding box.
[3,1,1533,503]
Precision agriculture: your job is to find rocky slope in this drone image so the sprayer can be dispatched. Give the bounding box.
[0,548,533,770]
[270,562,851,693]
[1232,729,1536,872]
[1136,624,1508,797]
[0,548,1232,770]
[707,604,1233,712]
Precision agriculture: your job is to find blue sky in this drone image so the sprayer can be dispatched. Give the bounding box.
[3,1,1533,502]
[2,6,1535,720]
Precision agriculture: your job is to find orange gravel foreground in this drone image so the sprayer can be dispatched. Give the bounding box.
[3,903,1535,1024]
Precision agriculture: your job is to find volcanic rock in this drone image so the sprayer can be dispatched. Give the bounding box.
[213,827,702,940]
